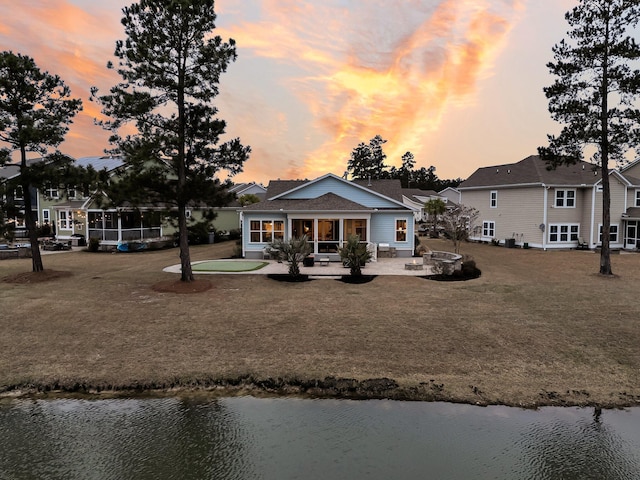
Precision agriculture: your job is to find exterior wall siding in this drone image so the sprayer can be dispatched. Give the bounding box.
[462,187,545,247]
[281,177,400,209]
[590,178,627,248]
[370,212,414,257]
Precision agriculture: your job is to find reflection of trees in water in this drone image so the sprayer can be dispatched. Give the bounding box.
[0,398,252,480]
[517,408,640,480]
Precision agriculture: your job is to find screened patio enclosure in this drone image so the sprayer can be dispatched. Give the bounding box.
[292,217,368,254]
[250,217,369,255]
[87,210,163,244]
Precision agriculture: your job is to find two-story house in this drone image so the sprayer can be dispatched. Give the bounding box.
[459,155,638,250]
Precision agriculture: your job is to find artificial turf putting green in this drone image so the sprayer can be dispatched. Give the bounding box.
[191,260,269,272]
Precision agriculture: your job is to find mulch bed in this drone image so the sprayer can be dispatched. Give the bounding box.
[267,274,312,282]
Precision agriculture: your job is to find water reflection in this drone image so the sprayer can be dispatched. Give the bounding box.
[0,397,639,480]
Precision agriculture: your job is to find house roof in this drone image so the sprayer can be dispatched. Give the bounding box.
[625,207,640,220]
[75,156,124,172]
[243,174,416,213]
[241,192,370,212]
[459,155,602,189]
[621,173,640,186]
[352,178,405,201]
[0,163,20,180]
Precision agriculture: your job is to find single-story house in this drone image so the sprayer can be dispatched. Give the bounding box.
[240,173,419,260]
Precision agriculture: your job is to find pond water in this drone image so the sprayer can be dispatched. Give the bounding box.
[1,396,639,480]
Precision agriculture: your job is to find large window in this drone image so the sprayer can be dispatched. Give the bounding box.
[343,219,367,241]
[549,224,579,243]
[555,189,576,208]
[598,224,619,243]
[58,210,73,230]
[490,190,498,208]
[482,221,495,238]
[635,190,640,207]
[250,220,284,243]
[395,219,407,242]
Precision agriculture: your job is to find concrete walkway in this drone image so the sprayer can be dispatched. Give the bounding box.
[164,257,435,277]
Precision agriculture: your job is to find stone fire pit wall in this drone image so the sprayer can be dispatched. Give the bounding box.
[422,251,462,275]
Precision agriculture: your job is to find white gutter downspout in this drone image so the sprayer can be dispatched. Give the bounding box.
[590,185,596,247]
[542,185,548,250]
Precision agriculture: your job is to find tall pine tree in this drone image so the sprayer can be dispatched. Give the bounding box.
[94,0,250,282]
[0,51,83,272]
[539,0,640,276]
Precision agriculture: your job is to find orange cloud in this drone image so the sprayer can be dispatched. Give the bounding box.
[221,0,524,181]
[0,0,126,158]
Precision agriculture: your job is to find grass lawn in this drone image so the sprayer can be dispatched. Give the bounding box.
[1,238,639,408]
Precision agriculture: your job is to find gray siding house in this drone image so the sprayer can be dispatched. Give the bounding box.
[240,174,418,260]
[459,155,640,250]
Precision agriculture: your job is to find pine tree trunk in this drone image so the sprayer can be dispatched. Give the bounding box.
[599,12,613,276]
[20,147,44,272]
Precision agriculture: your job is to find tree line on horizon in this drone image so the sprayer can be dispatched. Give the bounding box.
[346,134,463,191]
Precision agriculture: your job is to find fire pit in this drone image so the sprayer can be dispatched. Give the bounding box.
[404,261,424,271]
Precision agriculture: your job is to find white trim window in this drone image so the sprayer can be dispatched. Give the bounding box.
[58,210,73,230]
[555,189,576,208]
[45,185,59,199]
[67,187,76,200]
[490,190,498,208]
[635,189,640,207]
[549,223,579,243]
[598,224,619,243]
[482,220,495,238]
[14,185,24,200]
[42,209,50,225]
[249,220,284,243]
[395,219,408,242]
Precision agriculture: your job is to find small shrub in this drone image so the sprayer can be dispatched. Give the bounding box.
[269,235,312,277]
[232,240,243,258]
[88,237,100,252]
[339,234,372,276]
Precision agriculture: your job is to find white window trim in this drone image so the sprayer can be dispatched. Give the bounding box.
[548,223,579,243]
[635,189,640,207]
[58,209,73,230]
[482,220,495,239]
[42,209,50,225]
[490,190,498,208]
[395,218,408,243]
[554,189,576,208]
[249,219,285,244]
[598,223,619,243]
[46,185,59,199]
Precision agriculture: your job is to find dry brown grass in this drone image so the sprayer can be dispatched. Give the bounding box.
[1,238,639,407]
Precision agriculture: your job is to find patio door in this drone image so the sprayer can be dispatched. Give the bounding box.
[317,219,339,253]
[626,221,639,249]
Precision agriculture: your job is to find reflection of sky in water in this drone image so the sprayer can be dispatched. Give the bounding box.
[1,398,639,480]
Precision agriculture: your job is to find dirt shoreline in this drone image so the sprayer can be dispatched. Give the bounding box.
[1,376,638,410]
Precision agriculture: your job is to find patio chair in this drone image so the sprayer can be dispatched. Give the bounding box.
[576,237,589,250]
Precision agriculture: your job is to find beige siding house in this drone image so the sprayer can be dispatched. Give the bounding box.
[459,155,640,250]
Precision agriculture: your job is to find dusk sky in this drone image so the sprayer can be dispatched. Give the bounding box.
[0,0,577,185]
